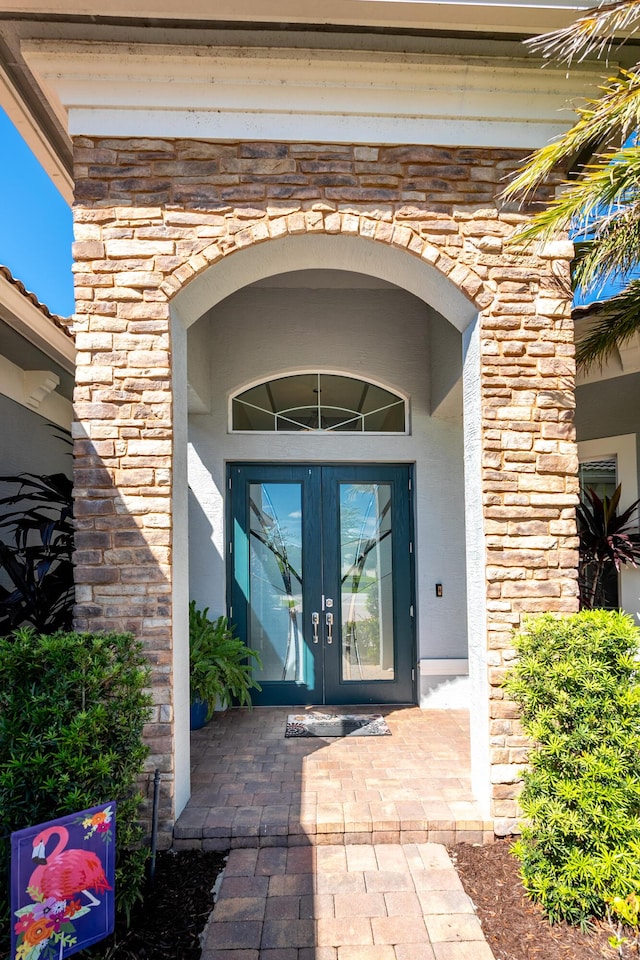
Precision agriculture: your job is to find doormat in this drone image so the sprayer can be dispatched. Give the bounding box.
[285,712,392,738]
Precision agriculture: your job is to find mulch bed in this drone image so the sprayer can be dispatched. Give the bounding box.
[88,849,227,960]
[449,840,619,960]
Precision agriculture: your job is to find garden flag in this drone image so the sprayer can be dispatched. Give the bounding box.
[11,803,116,960]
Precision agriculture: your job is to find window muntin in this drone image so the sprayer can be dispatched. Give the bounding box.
[232,374,407,433]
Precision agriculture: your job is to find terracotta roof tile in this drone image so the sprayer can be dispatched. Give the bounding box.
[0,264,73,340]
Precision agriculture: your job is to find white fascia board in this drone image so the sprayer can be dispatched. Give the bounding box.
[0,354,72,429]
[0,64,73,206]
[0,275,75,373]
[2,0,590,35]
[23,41,606,149]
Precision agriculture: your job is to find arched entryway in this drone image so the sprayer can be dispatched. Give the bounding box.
[71,141,579,835]
[170,231,490,816]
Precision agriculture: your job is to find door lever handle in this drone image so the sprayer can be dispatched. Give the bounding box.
[311,611,320,643]
[326,611,334,644]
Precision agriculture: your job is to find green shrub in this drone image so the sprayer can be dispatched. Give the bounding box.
[504,610,640,927]
[0,628,152,943]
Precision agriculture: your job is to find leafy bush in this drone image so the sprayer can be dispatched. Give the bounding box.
[607,893,640,956]
[0,472,74,635]
[0,628,152,944]
[189,602,262,718]
[504,610,640,926]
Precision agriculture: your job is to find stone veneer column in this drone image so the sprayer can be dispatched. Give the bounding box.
[479,237,580,834]
[71,138,579,832]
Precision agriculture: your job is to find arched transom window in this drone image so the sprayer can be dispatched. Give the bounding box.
[231,373,407,433]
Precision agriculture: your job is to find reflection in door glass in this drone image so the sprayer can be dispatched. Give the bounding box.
[340,483,394,682]
[249,484,304,683]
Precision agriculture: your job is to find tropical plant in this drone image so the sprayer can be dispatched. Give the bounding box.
[0,472,74,635]
[577,483,640,607]
[504,610,640,927]
[502,0,640,369]
[189,602,262,719]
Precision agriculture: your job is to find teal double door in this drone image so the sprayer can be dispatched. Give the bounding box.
[228,464,415,706]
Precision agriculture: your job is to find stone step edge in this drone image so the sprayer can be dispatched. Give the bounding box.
[173,818,494,841]
[172,827,496,851]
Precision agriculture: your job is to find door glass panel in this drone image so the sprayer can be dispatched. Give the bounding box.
[339,483,395,682]
[249,483,304,683]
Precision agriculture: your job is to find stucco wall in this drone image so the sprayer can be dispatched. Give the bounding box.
[187,278,469,667]
[0,395,72,477]
[575,373,640,480]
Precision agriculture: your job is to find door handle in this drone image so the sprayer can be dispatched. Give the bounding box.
[326,611,334,644]
[311,611,320,643]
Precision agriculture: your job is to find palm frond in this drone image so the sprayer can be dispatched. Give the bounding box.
[572,205,640,288]
[527,0,640,65]
[575,277,640,367]
[502,72,640,203]
[507,145,640,249]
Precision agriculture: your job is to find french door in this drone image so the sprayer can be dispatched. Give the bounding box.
[228,463,415,705]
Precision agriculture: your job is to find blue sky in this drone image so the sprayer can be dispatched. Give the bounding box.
[0,108,74,318]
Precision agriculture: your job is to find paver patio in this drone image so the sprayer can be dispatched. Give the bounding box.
[175,706,493,848]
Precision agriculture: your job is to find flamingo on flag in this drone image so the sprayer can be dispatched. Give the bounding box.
[29,824,112,908]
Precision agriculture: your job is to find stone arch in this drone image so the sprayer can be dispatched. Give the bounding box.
[166,224,487,333]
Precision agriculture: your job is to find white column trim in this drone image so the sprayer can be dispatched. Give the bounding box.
[171,306,191,819]
[462,317,491,819]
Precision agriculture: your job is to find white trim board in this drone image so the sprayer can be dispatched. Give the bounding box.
[23,40,606,149]
[0,64,73,205]
[419,658,469,676]
[578,434,638,506]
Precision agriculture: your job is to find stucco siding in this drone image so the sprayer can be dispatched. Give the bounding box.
[187,281,469,664]
[575,373,640,481]
[0,394,71,478]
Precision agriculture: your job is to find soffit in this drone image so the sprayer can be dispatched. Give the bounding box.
[0,267,75,374]
[0,1,602,35]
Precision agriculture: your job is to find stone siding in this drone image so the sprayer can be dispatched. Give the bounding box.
[71,138,580,833]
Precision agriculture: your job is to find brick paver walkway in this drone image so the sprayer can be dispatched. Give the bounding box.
[201,842,496,960]
[176,707,493,848]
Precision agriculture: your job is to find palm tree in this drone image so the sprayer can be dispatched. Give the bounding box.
[502,0,640,369]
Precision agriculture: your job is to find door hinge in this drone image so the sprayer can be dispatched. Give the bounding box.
[408,477,412,491]
[229,541,233,554]
[228,476,232,489]
[410,604,414,618]
[409,542,413,554]
[229,606,233,619]
[412,668,415,681]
